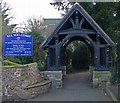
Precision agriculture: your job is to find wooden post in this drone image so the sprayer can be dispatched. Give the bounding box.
[106,47,109,68]
[46,48,50,70]
[96,34,100,70]
[55,35,60,70]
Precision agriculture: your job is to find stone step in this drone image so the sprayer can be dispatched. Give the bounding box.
[25,80,51,89]
[12,80,51,100]
[13,87,32,100]
[24,80,51,99]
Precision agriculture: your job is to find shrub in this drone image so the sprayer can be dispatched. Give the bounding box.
[109,67,118,84]
[72,44,90,69]
[38,61,46,71]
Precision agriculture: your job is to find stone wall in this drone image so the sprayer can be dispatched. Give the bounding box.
[89,66,95,80]
[42,71,63,88]
[60,66,66,78]
[2,63,51,101]
[92,71,111,88]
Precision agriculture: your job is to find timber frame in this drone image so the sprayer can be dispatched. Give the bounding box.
[42,3,116,71]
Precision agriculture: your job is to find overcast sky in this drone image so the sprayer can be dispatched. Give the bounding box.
[5,0,61,24]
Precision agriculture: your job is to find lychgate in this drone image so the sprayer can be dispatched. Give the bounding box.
[42,3,115,72]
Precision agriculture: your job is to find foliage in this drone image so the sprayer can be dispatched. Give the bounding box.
[109,67,118,84]
[64,48,72,66]
[50,1,74,16]
[0,0,16,35]
[24,17,46,33]
[72,43,90,69]
[38,60,46,71]
[2,60,29,69]
[24,17,46,70]
[117,58,120,83]
[28,29,45,64]
[3,60,21,66]
[64,41,85,70]
[2,60,23,70]
[5,56,33,65]
[0,0,16,68]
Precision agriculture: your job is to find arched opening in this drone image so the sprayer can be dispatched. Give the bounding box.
[59,35,95,74]
[65,41,91,73]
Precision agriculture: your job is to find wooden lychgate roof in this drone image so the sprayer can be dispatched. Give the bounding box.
[42,3,115,49]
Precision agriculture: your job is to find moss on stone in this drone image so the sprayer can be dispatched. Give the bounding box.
[4,60,22,66]
[93,71,111,78]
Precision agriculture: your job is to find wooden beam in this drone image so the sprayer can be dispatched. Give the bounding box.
[46,48,50,70]
[96,34,100,70]
[106,47,109,68]
[49,45,55,48]
[99,44,107,48]
[69,18,75,28]
[80,17,85,28]
[59,28,96,35]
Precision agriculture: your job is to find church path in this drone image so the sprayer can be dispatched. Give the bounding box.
[29,71,113,101]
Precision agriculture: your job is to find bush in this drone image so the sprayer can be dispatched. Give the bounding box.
[38,61,46,71]
[109,67,119,84]
[5,56,33,65]
[72,44,90,69]
[67,64,73,70]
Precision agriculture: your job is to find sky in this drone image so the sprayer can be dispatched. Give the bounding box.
[5,0,61,24]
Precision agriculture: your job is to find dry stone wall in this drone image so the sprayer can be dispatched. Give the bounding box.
[2,63,51,101]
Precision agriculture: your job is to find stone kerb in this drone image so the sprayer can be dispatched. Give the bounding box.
[2,63,51,101]
[60,66,66,77]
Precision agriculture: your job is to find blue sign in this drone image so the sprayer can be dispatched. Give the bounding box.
[4,33,33,56]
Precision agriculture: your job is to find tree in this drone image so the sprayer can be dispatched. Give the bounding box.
[0,0,16,63]
[24,17,46,32]
[25,17,46,70]
[8,17,46,70]
[0,0,16,35]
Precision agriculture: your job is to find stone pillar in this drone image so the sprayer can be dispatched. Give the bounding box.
[43,71,63,88]
[95,34,100,70]
[92,71,111,88]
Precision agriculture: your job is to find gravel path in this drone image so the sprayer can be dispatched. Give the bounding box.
[29,71,113,101]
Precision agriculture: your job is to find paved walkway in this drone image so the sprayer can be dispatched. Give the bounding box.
[29,71,113,101]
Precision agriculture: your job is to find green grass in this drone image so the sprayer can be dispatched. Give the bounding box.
[2,65,27,69]
[1,60,27,69]
[4,60,22,66]
[93,71,111,78]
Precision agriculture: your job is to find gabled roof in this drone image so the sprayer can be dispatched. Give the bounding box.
[42,3,115,49]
